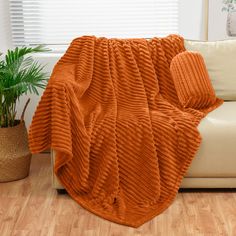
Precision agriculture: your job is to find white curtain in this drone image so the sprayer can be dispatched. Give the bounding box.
[10,0,179,50]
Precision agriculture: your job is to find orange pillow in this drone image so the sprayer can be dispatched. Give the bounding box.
[170,51,216,109]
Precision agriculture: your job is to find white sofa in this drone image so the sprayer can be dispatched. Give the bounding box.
[51,39,236,189]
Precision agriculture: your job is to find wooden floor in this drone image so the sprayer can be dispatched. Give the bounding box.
[1,154,236,236]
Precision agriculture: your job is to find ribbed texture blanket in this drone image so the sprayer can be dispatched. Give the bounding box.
[29,35,222,227]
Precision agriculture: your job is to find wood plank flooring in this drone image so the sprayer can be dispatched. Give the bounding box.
[0,154,236,236]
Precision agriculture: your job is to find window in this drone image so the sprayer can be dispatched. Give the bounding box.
[10,0,179,51]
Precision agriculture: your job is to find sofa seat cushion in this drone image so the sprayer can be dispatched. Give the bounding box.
[186,101,236,177]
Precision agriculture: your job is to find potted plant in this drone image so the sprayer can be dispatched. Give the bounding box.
[0,45,49,182]
[222,0,236,36]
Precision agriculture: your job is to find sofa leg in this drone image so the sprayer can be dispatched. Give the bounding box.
[56,189,67,194]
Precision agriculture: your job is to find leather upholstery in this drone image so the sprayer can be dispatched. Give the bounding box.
[51,101,236,188]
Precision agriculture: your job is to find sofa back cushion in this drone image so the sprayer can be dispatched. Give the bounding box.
[184,39,236,101]
[170,51,217,109]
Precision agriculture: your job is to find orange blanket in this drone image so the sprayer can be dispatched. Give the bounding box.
[29,35,222,227]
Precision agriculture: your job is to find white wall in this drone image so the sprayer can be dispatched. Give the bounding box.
[0,0,205,128]
[0,0,13,52]
[179,0,206,40]
[208,0,236,40]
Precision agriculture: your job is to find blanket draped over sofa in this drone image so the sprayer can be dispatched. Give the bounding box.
[29,35,222,227]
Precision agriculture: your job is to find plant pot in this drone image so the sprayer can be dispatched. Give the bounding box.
[0,120,32,182]
[227,10,236,36]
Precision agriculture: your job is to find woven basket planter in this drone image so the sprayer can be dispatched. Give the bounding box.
[0,120,32,182]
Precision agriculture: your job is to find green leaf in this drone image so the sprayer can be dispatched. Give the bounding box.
[0,45,50,127]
